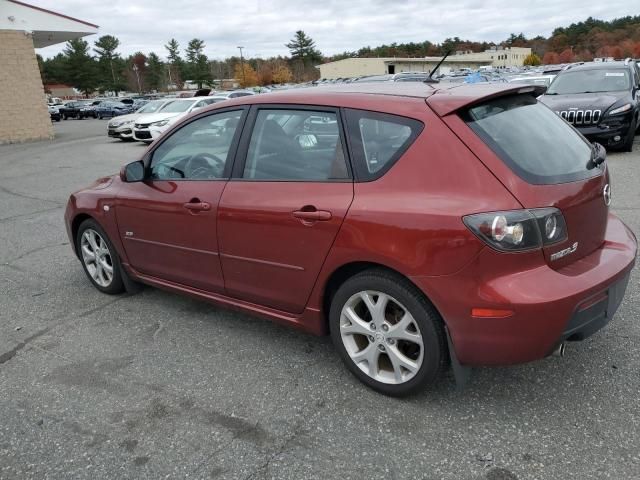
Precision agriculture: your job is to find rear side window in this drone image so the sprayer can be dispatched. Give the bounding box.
[345,109,423,181]
[242,109,349,181]
[463,95,597,185]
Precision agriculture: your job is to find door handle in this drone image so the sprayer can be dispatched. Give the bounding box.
[292,208,332,222]
[183,201,211,212]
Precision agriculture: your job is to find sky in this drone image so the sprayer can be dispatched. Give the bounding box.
[32,0,637,60]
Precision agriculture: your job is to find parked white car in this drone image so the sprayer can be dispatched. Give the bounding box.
[132,97,219,143]
[210,90,256,99]
[108,99,175,141]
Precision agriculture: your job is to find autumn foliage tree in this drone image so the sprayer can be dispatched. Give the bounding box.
[542,51,560,64]
[558,48,575,63]
[271,64,293,84]
[234,62,258,87]
[523,53,541,66]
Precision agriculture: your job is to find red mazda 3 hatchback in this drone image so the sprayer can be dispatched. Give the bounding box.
[65,82,637,396]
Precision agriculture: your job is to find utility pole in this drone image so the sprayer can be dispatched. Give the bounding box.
[237,46,246,86]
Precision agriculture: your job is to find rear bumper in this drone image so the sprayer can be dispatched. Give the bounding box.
[411,213,637,366]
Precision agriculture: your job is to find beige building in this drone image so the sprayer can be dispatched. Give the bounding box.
[317,47,532,80]
[0,0,98,144]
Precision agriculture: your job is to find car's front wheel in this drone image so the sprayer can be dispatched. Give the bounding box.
[622,116,637,152]
[329,270,447,396]
[76,219,125,294]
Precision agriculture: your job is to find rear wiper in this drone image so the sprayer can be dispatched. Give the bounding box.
[586,142,606,170]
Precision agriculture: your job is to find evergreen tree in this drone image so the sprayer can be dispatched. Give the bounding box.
[146,52,165,92]
[94,35,126,95]
[63,39,99,96]
[285,31,322,64]
[165,38,184,89]
[185,38,211,88]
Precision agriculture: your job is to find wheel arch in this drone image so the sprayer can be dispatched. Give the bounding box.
[321,261,446,333]
[70,213,94,257]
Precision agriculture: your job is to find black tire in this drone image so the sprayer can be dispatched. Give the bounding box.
[329,269,447,397]
[76,219,125,295]
[622,118,636,152]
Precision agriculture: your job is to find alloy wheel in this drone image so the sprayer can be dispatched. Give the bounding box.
[80,229,114,287]
[340,290,424,384]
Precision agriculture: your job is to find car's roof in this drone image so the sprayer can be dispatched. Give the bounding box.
[171,96,208,102]
[207,82,546,117]
[563,61,632,72]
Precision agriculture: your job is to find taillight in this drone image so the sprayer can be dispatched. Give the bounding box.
[463,208,567,252]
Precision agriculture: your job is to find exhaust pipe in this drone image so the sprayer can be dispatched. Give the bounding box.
[552,342,566,358]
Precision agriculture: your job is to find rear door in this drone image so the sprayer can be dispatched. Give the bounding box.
[443,93,609,269]
[217,106,354,313]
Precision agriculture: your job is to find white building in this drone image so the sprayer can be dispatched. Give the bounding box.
[317,47,532,80]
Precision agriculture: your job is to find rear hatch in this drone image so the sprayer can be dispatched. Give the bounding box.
[433,87,609,269]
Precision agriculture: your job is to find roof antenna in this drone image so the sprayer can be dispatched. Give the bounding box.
[424,50,451,84]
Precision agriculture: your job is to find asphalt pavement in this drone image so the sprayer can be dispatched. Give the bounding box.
[0,118,639,480]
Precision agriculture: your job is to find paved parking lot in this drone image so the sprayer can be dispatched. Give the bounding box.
[0,119,639,480]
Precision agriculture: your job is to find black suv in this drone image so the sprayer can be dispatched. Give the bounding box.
[539,59,640,152]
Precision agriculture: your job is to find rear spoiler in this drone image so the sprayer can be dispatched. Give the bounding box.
[426,84,547,117]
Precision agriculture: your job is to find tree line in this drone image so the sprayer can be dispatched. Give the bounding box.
[38,30,322,96]
[328,15,640,65]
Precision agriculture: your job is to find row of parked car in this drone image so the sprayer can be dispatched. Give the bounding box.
[104,90,256,143]
[47,98,145,121]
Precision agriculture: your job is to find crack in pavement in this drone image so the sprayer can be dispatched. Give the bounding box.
[0,205,63,223]
[0,327,52,365]
[0,296,125,366]
[238,398,327,480]
[2,242,69,266]
[0,184,63,206]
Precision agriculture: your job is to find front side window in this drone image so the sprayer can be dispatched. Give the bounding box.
[547,68,631,94]
[149,110,244,180]
[463,94,597,184]
[242,109,349,181]
[344,109,423,181]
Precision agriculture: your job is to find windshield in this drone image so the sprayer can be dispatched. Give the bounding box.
[159,100,193,113]
[137,100,166,114]
[463,95,598,184]
[547,68,630,94]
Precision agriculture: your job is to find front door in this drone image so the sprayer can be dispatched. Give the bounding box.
[116,109,246,292]
[218,107,354,313]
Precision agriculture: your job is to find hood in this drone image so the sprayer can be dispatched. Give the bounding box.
[135,112,182,125]
[539,91,628,112]
[108,112,140,126]
[88,175,115,190]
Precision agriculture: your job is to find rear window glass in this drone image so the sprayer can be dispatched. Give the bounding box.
[345,109,423,181]
[463,95,598,185]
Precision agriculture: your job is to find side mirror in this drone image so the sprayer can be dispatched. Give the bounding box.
[120,160,145,182]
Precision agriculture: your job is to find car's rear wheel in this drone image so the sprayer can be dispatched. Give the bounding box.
[76,219,125,294]
[329,270,446,396]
